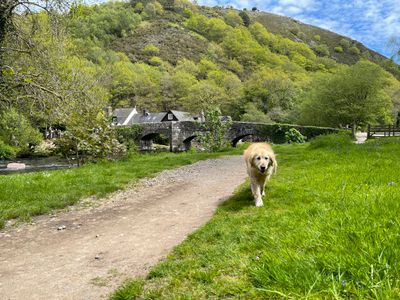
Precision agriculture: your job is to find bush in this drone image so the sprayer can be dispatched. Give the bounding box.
[141,44,160,56]
[308,132,352,150]
[199,107,232,152]
[349,45,360,55]
[0,109,42,156]
[0,140,17,159]
[258,124,339,144]
[313,34,321,42]
[312,44,330,57]
[334,46,343,53]
[33,140,57,157]
[339,38,351,49]
[115,124,143,151]
[285,128,305,144]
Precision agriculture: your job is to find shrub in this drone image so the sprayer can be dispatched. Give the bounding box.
[339,38,351,49]
[115,124,143,151]
[56,112,126,165]
[0,140,17,159]
[148,56,163,66]
[334,46,343,53]
[297,32,307,41]
[313,34,321,42]
[312,44,330,57]
[33,140,57,157]
[0,109,42,155]
[349,45,360,55]
[199,107,232,152]
[308,132,352,150]
[259,124,339,144]
[239,11,250,27]
[141,44,160,56]
[285,128,305,144]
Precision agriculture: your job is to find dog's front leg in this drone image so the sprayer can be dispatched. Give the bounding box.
[253,181,263,207]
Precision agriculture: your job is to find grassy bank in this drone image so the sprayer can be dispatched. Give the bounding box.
[0,148,242,227]
[113,138,400,299]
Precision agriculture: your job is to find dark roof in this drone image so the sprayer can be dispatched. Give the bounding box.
[113,108,135,125]
[112,107,198,125]
[168,110,194,122]
[131,113,165,124]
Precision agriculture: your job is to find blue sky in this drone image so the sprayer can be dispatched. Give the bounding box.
[197,0,400,58]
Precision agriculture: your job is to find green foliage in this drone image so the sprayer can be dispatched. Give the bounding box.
[308,132,352,150]
[339,38,351,49]
[349,45,360,55]
[239,11,250,27]
[70,2,141,44]
[312,43,330,57]
[141,44,160,56]
[199,107,232,152]
[0,140,17,159]
[133,2,144,13]
[240,102,272,123]
[224,10,243,27]
[285,128,305,143]
[56,111,126,165]
[115,124,143,151]
[334,45,343,53]
[313,34,321,41]
[300,61,396,139]
[259,124,338,143]
[148,56,163,66]
[0,109,42,155]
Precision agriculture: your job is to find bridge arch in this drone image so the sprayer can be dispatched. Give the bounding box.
[231,134,254,147]
[140,132,170,151]
[182,135,198,150]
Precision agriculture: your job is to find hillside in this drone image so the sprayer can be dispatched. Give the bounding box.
[109,3,399,77]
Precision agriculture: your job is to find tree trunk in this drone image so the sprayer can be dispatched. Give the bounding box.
[351,123,357,141]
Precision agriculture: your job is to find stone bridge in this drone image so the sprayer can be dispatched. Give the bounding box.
[135,121,338,151]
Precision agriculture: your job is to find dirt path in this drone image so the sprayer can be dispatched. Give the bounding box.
[0,156,247,300]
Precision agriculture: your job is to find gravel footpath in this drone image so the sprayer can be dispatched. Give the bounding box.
[0,155,247,300]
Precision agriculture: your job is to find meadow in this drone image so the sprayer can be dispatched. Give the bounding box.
[0,148,241,228]
[113,137,400,299]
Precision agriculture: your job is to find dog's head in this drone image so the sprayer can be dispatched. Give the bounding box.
[251,148,277,175]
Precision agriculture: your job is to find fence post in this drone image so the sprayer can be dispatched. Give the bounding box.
[367,124,370,138]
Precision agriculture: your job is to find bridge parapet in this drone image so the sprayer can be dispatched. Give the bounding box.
[118,121,339,151]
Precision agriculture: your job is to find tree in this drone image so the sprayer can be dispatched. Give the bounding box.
[224,10,243,27]
[239,11,250,27]
[198,107,231,152]
[300,61,393,139]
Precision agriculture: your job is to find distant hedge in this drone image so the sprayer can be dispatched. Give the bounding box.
[258,123,340,144]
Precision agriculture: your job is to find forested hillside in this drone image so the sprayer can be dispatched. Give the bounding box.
[0,0,399,158]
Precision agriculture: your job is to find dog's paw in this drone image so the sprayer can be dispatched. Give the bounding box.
[255,199,264,207]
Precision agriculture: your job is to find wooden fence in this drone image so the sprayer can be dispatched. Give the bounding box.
[367,125,400,138]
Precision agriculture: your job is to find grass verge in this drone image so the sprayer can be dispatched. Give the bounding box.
[112,138,400,299]
[0,148,242,227]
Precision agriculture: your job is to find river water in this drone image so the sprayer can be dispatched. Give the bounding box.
[0,156,77,175]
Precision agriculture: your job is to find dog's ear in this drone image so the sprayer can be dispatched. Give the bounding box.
[269,155,278,174]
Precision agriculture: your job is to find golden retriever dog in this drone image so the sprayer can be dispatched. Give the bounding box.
[244,143,277,207]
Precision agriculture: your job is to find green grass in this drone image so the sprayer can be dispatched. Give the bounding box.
[112,138,400,299]
[0,148,242,226]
